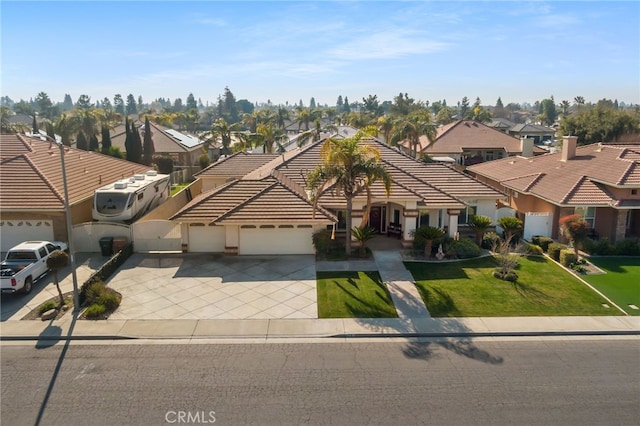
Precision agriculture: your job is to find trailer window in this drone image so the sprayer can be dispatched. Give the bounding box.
[95,193,130,214]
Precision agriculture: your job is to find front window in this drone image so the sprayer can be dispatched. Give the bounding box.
[458,206,477,225]
[574,206,596,228]
[95,193,130,214]
[417,212,430,228]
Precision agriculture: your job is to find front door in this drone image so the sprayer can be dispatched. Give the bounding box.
[370,206,382,233]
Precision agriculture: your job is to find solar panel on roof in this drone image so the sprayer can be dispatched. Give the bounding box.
[165,129,202,148]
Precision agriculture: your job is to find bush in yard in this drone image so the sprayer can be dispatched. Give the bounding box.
[468,215,493,246]
[411,226,446,258]
[583,238,614,255]
[85,304,107,319]
[482,231,502,250]
[492,238,520,282]
[559,249,578,267]
[497,216,523,245]
[38,301,57,315]
[312,229,332,255]
[493,269,518,282]
[443,238,481,259]
[198,153,210,170]
[559,214,589,258]
[548,243,567,261]
[97,291,120,311]
[524,243,543,255]
[531,236,554,252]
[615,238,640,256]
[84,280,108,304]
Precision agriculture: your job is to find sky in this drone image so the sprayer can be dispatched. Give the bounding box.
[1,1,638,108]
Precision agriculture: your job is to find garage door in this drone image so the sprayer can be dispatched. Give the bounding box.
[239,225,314,255]
[0,219,54,252]
[188,224,225,253]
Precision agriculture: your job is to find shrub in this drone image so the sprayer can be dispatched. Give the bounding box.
[443,238,481,259]
[615,238,640,256]
[559,249,578,267]
[38,301,57,315]
[482,231,502,250]
[84,280,107,305]
[583,238,614,255]
[97,290,120,311]
[84,304,107,319]
[548,243,567,261]
[198,153,211,170]
[493,269,518,282]
[524,243,543,255]
[312,229,332,255]
[531,236,554,252]
[154,155,174,174]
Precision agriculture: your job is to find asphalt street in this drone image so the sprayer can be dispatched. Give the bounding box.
[1,339,639,425]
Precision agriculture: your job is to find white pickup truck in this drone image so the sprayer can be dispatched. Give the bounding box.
[0,241,68,295]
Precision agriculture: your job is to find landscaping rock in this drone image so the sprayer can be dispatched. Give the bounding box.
[40,309,58,321]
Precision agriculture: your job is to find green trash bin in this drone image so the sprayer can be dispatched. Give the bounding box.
[99,237,114,256]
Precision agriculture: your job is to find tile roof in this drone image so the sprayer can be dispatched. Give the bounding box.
[110,121,203,155]
[0,134,152,210]
[175,136,505,224]
[1,133,34,159]
[468,142,640,207]
[195,152,280,179]
[405,120,546,155]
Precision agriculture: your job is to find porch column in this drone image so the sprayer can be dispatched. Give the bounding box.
[447,209,461,238]
[403,209,418,247]
[615,210,628,243]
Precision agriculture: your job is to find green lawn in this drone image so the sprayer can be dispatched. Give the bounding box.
[316,271,398,318]
[404,256,618,317]
[170,183,189,196]
[581,257,640,316]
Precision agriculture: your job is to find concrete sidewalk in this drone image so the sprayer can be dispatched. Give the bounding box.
[1,315,639,342]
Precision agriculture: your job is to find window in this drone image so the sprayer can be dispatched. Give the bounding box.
[336,210,347,229]
[393,209,400,225]
[137,193,144,201]
[485,151,494,161]
[574,206,596,228]
[38,247,47,258]
[417,212,430,228]
[458,206,477,225]
[279,225,294,228]
[260,225,275,229]
[632,189,638,195]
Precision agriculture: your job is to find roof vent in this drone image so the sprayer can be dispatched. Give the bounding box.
[114,181,128,189]
[146,170,158,176]
[134,174,145,180]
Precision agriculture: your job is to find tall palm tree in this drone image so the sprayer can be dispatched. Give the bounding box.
[295,118,337,148]
[276,106,290,130]
[376,116,394,145]
[54,113,79,146]
[307,132,391,255]
[256,122,288,153]
[390,110,436,158]
[211,118,241,155]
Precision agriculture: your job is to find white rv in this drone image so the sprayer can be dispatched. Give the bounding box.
[93,171,170,222]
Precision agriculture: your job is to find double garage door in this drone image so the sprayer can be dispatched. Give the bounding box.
[239,225,314,255]
[1,219,54,252]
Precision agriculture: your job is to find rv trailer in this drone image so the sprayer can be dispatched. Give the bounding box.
[93,171,170,222]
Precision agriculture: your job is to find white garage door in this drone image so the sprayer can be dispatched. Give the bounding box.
[239,225,314,255]
[188,224,225,253]
[1,219,54,252]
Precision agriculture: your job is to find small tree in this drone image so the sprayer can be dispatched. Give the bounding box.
[468,215,493,246]
[76,131,88,150]
[493,238,520,282]
[559,214,589,258]
[352,226,376,257]
[154,155,174,174]
[142,116,155,166]
[497,216,523,246]
[46,250,69,308]
[198,153,211,170]
[411,226,446,258]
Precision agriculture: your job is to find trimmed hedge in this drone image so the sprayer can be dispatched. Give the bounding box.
[524,243,543,255]
[444,238,482,259]
[559,249,578,267]
[531,236,554,252]
[547,243,567,261]
[80,242,133,305]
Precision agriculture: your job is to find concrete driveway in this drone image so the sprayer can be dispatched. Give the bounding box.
[107,253,318,320]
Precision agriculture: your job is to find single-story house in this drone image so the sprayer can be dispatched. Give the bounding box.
[467,136,640,242]
[170,136,505,255]
[400,120,547,165]
[0,133,152,251]
[507,123,555,145]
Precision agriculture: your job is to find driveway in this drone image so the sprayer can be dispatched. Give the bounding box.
[107,253,318,320]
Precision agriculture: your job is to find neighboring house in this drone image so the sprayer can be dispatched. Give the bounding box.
[487,118,516,133]
[0,133,152,251]
[110,121,204,180]
[170,136,505,255]
[507,123,555,145]
[401,120,546,166]
[468,136,640,242]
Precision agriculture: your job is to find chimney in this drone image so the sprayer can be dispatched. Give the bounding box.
[520,137,534,158]
[561,136,578,161]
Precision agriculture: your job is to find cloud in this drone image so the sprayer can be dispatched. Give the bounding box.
[193,17,227,27]
[327,29,452,61]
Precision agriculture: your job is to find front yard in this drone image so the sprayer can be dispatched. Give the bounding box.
[316,271,398,318]
[581,256,640,316]
[404,256,619,317]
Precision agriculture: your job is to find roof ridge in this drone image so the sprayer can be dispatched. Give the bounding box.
[435,120,462,140]
[214,179,279,223]
[618,160,638,185]
[20,152,66,204]
[170,179,241,219]
[15,133,35,154]
[523,172,545,192]
[560,175,588,204]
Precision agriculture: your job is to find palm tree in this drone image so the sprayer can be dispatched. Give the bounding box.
[307,132,391,255]
[468,215,493,246]
[256,122,288,153]
[497,216,523,246]
[376,116,394,145]
[411,226,446,258]
[276,106,290,130]
[352,226,376,257]
[295,118,337,148]
[211,118,241,155]
[54,113,78,146]
[46,250,69,308]
[390,110,436,158]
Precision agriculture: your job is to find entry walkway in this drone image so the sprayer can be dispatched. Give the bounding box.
[372,250,431,319]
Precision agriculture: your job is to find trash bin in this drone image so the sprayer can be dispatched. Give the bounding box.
[99,237,114,256]
[112,236,128,253]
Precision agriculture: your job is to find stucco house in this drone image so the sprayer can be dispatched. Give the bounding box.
[170,136,505,255]
[467,136,640,242]
[401,120,547,166]
[507,123,555,145]
[0,133,152,251]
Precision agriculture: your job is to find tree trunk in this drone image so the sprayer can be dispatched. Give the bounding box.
[425,239,433,259]
[345,197,353,256]
[54,272,64,308]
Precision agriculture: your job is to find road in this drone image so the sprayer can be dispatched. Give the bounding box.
[2,339,639,425]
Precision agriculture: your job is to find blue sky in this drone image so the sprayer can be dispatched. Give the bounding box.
[1,1,638,107]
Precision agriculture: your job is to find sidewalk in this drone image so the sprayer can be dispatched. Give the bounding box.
[1,315,639,342]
